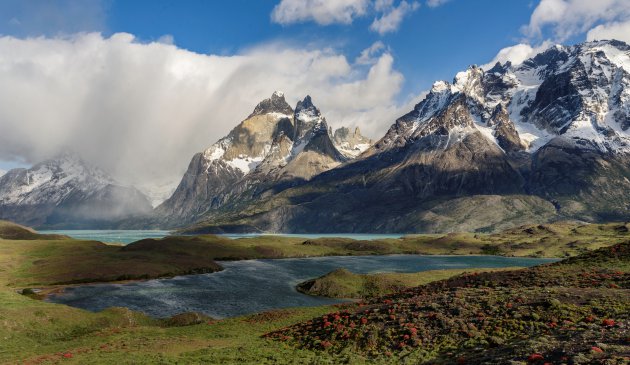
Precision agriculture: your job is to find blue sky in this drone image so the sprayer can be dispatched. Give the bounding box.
[0,0,628,185]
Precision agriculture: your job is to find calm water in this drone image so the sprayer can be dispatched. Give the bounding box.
[47,255,556,319]
[39,230,405,244]
[39,230,172,244]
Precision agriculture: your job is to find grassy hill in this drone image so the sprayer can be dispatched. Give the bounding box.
[268,242,630,364]
[0,221,222,288]
[296,267,523,299]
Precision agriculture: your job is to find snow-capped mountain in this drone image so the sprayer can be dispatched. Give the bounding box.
[156,92,370,224]
[0,152,152,228]
[180,40,630,234]
[373,40,630,156]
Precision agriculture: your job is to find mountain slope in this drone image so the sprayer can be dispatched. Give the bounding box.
[156,92,364,226]
[0,153,152,228]
[182,40,630,233]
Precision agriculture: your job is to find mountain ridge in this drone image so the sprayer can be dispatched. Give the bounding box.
[177,39,630,233]
[0,152,152,228]
[154,92,372,226]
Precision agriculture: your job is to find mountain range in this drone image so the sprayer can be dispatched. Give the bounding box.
[0,152,151,228]
[1,39,629,232]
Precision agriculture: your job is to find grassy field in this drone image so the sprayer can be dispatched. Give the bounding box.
[129,220,630,261]
[0,220,629,364]
[296,267,523,299]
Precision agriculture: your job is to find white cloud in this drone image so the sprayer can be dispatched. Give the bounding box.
[370,1,419,35]
[355,41,385,64]
[481,41,553,69]
[523,0,630,41]
[587,20,630,43]
[0,33,415,193]
[426,0,450,7]
[157,34,175,45]
[483,0,630,75]
[271,0,369,25]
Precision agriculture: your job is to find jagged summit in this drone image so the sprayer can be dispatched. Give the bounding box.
[248,91,294,118]
[157,92,363,223]
[370,39,630,157]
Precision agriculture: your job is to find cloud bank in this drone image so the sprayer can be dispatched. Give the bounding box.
[485,0,630,68]
[0,33,417,193]
[271,0,422,34]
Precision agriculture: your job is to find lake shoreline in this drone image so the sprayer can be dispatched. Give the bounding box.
[44,254,556,319]
[32,253,558,301]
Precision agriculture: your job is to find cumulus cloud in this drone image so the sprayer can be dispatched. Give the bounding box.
[355,41,386,64]
[370,1,419,35]
[483,0,630,74]
[481,41,553,69]
[271,0,420,34]
[587,21,630,43]
[271,0,369,25]
[0,33,416,195]
[523,0,630,41]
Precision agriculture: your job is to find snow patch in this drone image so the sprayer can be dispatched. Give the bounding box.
[227,155,264,174]
[596,43,630,73]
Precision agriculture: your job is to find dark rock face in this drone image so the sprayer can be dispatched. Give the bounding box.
[523,70,583,133]
[490,105,524,152]
[154,153,244,225]
[529,138,630,220]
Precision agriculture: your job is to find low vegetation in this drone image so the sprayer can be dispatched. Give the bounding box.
[296,267,523,299]
[268,243,630,364]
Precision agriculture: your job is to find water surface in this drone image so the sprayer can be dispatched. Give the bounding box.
[40,230,171,244]
[39,230,405,244]
[47,255,557,319]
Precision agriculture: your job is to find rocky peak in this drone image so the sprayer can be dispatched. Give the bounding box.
[248,91,294,118]
[333,126,373,158]
[294,95,326,142]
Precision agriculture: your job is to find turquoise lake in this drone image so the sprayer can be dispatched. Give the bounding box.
[47,254,557,319]
[39,230,406,244]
